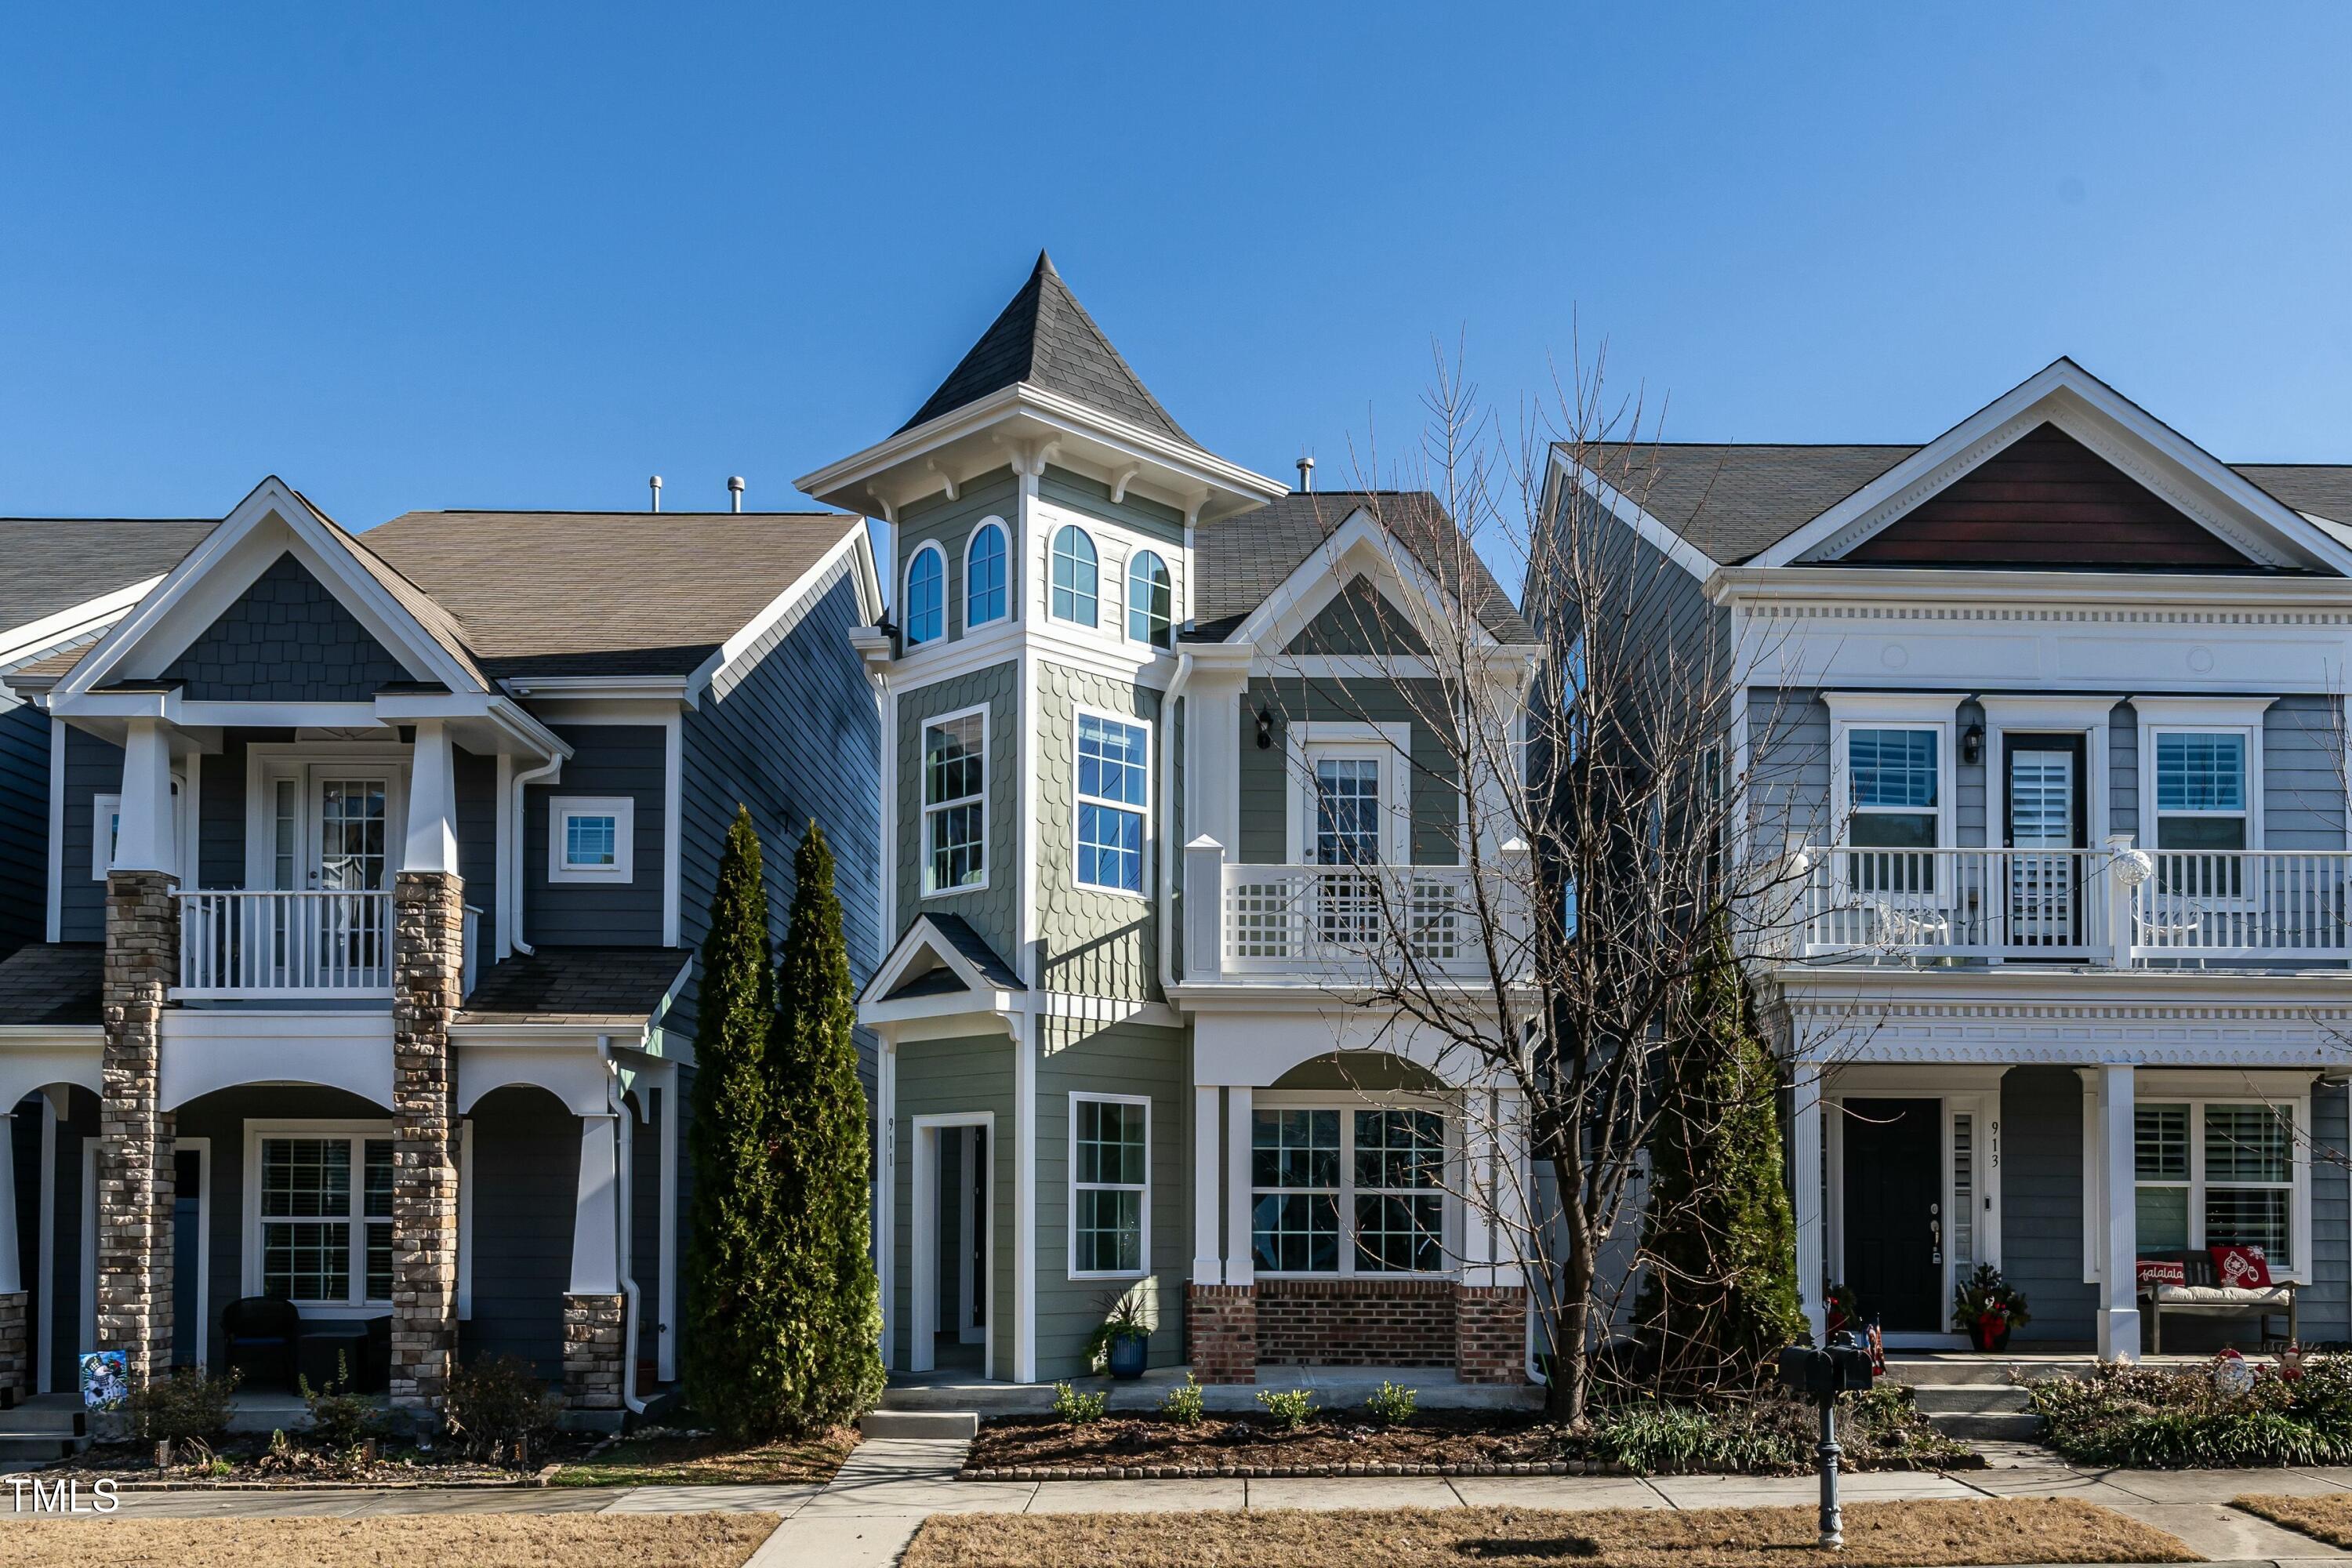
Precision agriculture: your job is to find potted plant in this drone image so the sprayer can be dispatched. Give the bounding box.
[1952,1263,2031,1352]
[1085,1290,1154,1380]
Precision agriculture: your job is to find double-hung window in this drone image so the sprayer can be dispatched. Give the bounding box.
[1075,712,1148,894]
[1070,1094,1149,1276]
[923,710,987,894]
[1051,524,1098,626]
[904,544,946,647]
[1845,727,1941,893]
[2153,731,2249,898]
[1251,1105,1447,1276]
[2134,1100,2298,1269]
[257,1131,394,1306]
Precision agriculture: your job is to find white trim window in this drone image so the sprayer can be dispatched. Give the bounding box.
[2135,1099,2303,1272]
[1050,524,1098,627]
[1126,549,1172,648]
[922,708,987,895]
[550,797,634,884]
[91,792,121,879]
[1075,710,1148,895]
[904,543,946,647]
[1069,1094,1149,1276]
[1824,695,1958,899]
[2151,730,2251,898]
[1250,1103,1448,1276]
[965,521,1009,630]
[251,1127,394,1307]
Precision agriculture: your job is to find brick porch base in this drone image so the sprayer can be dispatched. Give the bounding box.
[1185,1284,1256,1384]
[1185,1279,1528,1385]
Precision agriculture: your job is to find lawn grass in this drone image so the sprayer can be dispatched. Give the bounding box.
[2234,1493,2352,1548]
[904,1497,2197,1568]
[0,1513,779,1567]
[549,1425,858,1486]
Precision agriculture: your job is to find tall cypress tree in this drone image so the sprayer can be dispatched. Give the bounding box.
[770,822,886,1430]
[683,807,789,1439]
[1633,921,1806,1396]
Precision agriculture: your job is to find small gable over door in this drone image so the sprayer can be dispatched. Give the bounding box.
[161,552,412,700]
[1840,423,2258,568]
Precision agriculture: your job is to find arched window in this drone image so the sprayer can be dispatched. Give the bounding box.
[904,544,946,646]
[1127,550,1172,648]
[1051,524,1098,626]
[966,521,1008,629]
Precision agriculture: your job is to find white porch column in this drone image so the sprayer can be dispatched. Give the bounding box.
[1493,1087,1528,1288]
[113,717,177,875]
[568,1112,623,1295]
[875,1033,895,1372]
[1791,1060,1826,1343]
[1011,1010,1037,1385]
[0,1112,18,1294]
[402,718,459,874]
[2097,1063,2141,1363]
[1192,1086,1221,1283]
[1224,1086,1254,1287]
[1461,1088,1495,1287]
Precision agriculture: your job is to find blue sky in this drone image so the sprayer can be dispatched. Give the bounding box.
[6,2,2350,597]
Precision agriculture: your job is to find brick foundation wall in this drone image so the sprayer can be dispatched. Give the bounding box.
[100,869,176,1387]
[1453,1283,1528,1384]
[390,871,464,1412]
[562,1293,627,1410]
[0,1290,27,1400]
[1254,1279,1457,1368]
[1186,1284,1257,1385]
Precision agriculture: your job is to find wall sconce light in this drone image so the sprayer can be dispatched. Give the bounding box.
[1255,707,1274,750]
[1962,723,1984,766]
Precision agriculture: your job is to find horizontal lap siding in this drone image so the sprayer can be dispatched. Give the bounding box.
[892,1036,1014,1374]
[57,727,121,941]
[2265,696,2346,850]
[0,701,47,956]
[1238,677,1463,865]
[897,470,1018,649]
[45,1088,96,1391]
[1039,467,1185,546]
[526,724,666,946]
[2111,705,2139,840]
[463,1087,579,1381]
[2310,1085,2351,1343]
[2000,1067,2095,1343]
[1748,689,1828,849]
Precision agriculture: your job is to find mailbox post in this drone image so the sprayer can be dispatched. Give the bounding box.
[1776,1331,1877,1549]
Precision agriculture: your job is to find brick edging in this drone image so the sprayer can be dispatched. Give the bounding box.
[960,1453,1988,1481]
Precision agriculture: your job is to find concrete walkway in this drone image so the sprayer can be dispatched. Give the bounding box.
[49,1435,2352,1568]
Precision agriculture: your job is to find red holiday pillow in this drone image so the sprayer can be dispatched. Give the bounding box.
[2209,1244,2273,1289]
[2136,1258,2187,1288]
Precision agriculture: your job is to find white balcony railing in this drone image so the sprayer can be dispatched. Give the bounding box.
[1790,844,2352,965]
[174,891,485,1000]
[1187,848,1523,983]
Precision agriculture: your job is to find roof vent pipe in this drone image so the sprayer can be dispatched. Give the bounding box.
[1296,454,1314,493]
[728,475,745,513]
[649,475,662,513]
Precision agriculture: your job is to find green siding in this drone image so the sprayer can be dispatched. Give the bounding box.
[1040,466,1185,546]
[896,663,1022,966]
[1285,574,1432,656]
[892,1034,1018,1375]
[1035,661,1163,1002]
[897,466,1019,648]
[1237,676,1464,865]
[1033,1019,1189,1379]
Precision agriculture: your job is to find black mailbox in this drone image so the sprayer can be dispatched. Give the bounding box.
[1777,1331,1876,1403]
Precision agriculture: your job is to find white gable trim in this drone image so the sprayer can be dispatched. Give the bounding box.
[1226,508,1506,656]
[1754,360,2352,575]
[54,477,485,701]
[1544,446,1720,583]
[859,915,1023,1013]
[685,520,881,699]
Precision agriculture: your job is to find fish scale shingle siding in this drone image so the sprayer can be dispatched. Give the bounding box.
[895,662,1021,969]
[1035,662,1160,1003]
[162,553,409,701]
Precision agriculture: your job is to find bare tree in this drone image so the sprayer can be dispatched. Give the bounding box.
[1238,341,1846,1422]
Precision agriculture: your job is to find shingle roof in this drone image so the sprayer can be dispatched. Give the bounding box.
[457,946,691,1026]
[0,518,217,634]
[1573,443,2352,566]
[920,913,1023,989]
[0,943,103,1028]
[1187,491,1534,644]
[357,510,863,679]
[897,252,1200,452]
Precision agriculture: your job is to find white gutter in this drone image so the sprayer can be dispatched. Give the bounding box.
[508,754,564,955]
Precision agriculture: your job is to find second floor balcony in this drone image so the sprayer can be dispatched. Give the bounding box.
[174,888,482,1000]
[1182,841,1528,988]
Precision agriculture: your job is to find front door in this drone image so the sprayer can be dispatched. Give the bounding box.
[2005,735,2087,949]
[1842,1098,1944,1333]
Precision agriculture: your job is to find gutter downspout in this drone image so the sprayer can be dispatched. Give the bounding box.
[508,753,563,954]
[1157,651,1193,995]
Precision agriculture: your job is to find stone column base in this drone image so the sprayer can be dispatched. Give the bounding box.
[563,1293,627,1411]
[1185,1283,1256,1385]
[1453,1283,1528,1385]
[0,1291,27,1402]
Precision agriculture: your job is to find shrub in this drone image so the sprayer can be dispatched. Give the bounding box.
[2028,1357,2352,1468]
[1160,1372,1205,1425]
[445,1355,561,1465]
[1367,1380,1417,1427]
[132,1365,238,1455]
[1053,1381,1108,1427]
[1578,1385,1960,1475]
[1257,1388,1316,1430]
[299,1352,386,1452]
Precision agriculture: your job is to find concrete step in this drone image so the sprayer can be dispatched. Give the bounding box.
[0,1432,85,1462]
[1909,1385,2031,1414]
[1926,1410,2043,1443]
[860,1409,978,1439]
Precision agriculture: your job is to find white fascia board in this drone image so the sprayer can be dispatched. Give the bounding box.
[858,989,1025,1028]
[687,520,872,699]
[861,915,1009,1005]
[1546,446,1719,583]
[1751,359,2352,575]
[0,577,164,670]
[1708,564,2352,609]
[500,675,694,702]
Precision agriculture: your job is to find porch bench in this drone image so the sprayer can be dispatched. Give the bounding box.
[2137,1251,2299,1352]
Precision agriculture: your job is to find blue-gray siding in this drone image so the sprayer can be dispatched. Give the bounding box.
[161,553,411,701]
[1998,1066,2094,1344]
[57,726,122,941]
[526,724,667,947]
[463,1086,579,1379]
[0,702,48,956]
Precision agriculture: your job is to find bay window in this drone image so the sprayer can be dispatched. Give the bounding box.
[1250,1103,1448,1276]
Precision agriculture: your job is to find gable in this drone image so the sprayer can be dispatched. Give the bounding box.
[1835,423,2260,569]
[1284,573,1433,656]
[160,551,413,700]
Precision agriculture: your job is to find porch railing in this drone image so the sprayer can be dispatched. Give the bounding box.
[1791,844,2352,965]
[173,891,488,1000]
[1207,858,1520,981]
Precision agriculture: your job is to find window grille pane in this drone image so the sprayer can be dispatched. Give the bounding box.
[364,1139,394,1220]
[927,803,985,890]
[1076,803,1144,892]
[1127,550,1172,648]
[1075,1189,1143,1273]
[2136,1185,2190,1252]
[923,715,985,805]
[565,815,617,867]
[2205,1105,2291,1184]
[1353,1194,1443,1272]
[1251,1109,1339,1189]
[262,1138,350,1219]
[1251,1192,1340,1273]
[1314,759,1381,864]
[1051,526,1098,625]
[365,1222,394,1301]
[1352,1109,1443,1191]
[1952,1114,1974,1271]
[2156,733,2245,811]
[2207,1187,2291,1263]
[264,1220,351,1301]
[906,548,945,644]
[967,524,1007,626]
[1076,715,1149,805]
[2136,1105,2189,1181]
[1849,729,1938,809]
[1076,1101,1146,1185]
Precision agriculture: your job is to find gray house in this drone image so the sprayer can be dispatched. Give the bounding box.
[0,481,881,1420]
[802,256,1541,1386]
[1562,358,2352,1359]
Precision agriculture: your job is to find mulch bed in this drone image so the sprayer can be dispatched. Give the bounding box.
[38,1437,569,1490]
[962,1411,1984,1480]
